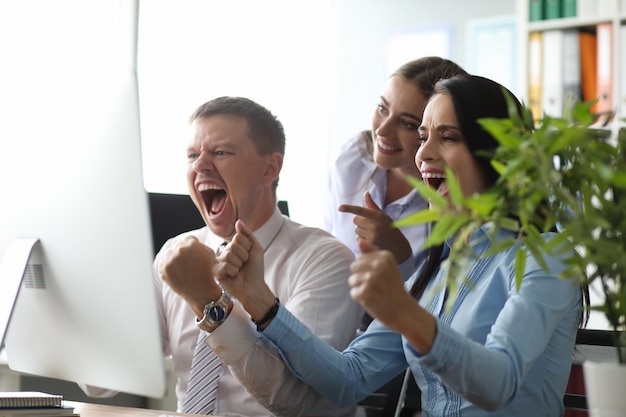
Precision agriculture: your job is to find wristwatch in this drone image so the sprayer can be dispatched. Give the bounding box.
[196,291,233,331]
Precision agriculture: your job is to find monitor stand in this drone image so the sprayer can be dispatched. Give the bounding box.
[0,238,39,347]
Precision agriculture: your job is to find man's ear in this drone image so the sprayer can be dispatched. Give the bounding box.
[261,152,283,186]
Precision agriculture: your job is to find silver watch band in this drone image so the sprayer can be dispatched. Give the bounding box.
[196,291,233,331]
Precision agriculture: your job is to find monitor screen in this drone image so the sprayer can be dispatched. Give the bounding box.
[0,0,166,399]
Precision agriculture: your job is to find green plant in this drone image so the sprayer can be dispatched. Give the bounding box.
[396,98,626,363]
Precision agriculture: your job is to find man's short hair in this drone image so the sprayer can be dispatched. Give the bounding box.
[189,96,286,157]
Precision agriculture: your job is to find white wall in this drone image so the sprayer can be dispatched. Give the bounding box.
[138,0,516,227]
[138,1,337,227]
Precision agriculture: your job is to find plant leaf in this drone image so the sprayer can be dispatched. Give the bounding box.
[446,166,464,206]
[394,208,440,227]
[514,247,527,291]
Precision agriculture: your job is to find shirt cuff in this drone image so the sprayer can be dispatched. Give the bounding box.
[412,318,461,374]
[205,302,259,364]
[261,304,308,349]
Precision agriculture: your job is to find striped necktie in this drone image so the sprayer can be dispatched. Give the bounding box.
[182,331,221,414]
[182,241,227,414]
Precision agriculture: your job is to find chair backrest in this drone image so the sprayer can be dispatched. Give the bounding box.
[148,193,205,256]
[278,200,289,217]
[357,368,421,417]
[148,192,290,255]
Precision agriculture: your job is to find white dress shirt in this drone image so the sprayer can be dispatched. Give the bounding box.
[156,208,362,416]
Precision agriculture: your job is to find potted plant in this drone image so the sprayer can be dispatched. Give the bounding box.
[397,98,625,415]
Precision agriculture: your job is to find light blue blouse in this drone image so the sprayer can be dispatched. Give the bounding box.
[262,226,582,416]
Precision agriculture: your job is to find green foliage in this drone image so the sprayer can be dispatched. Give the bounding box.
[396,97,626,363]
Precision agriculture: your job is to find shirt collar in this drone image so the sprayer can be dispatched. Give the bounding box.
[251,207,286,252]
[357,132,425,210]
[444,222,516,254]
[204,207,285,252]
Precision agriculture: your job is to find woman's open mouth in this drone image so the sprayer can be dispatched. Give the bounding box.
[422,172,447,195]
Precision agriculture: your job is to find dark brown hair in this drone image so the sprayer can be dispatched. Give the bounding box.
[392,56,468,99]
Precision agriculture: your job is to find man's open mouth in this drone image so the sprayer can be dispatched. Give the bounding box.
[198,184,227,215]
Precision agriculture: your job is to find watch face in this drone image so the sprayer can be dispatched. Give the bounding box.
[208,305,226,322]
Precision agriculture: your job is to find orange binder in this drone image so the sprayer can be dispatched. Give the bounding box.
[595,22,613,122]
[579,31,598,108]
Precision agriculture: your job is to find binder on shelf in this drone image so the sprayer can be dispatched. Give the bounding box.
[528,32,543,122]
[579,30,598,108]
[562,0,577,17]
[542,30,565,118]
[529,0,544,21]
[620,25,626,121]
[595,22,613,123]
[562,30,582,111]
[544,0,562,19]
[540,29,582,119]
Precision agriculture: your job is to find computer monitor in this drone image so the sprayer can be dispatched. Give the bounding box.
[0,0,166,399]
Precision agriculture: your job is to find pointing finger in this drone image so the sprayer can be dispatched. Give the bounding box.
[363,191,382,212]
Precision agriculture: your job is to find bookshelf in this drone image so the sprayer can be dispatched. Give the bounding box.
[516,0,623,335]
[516,0,626,127]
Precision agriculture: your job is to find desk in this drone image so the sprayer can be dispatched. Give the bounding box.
[68,401,220,417]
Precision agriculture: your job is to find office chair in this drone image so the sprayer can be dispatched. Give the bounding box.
[357,368,421,417]
[148,193,205,255]
[148,192,290,255]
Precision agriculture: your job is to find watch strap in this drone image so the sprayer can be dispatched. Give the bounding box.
[196,291,233,331]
